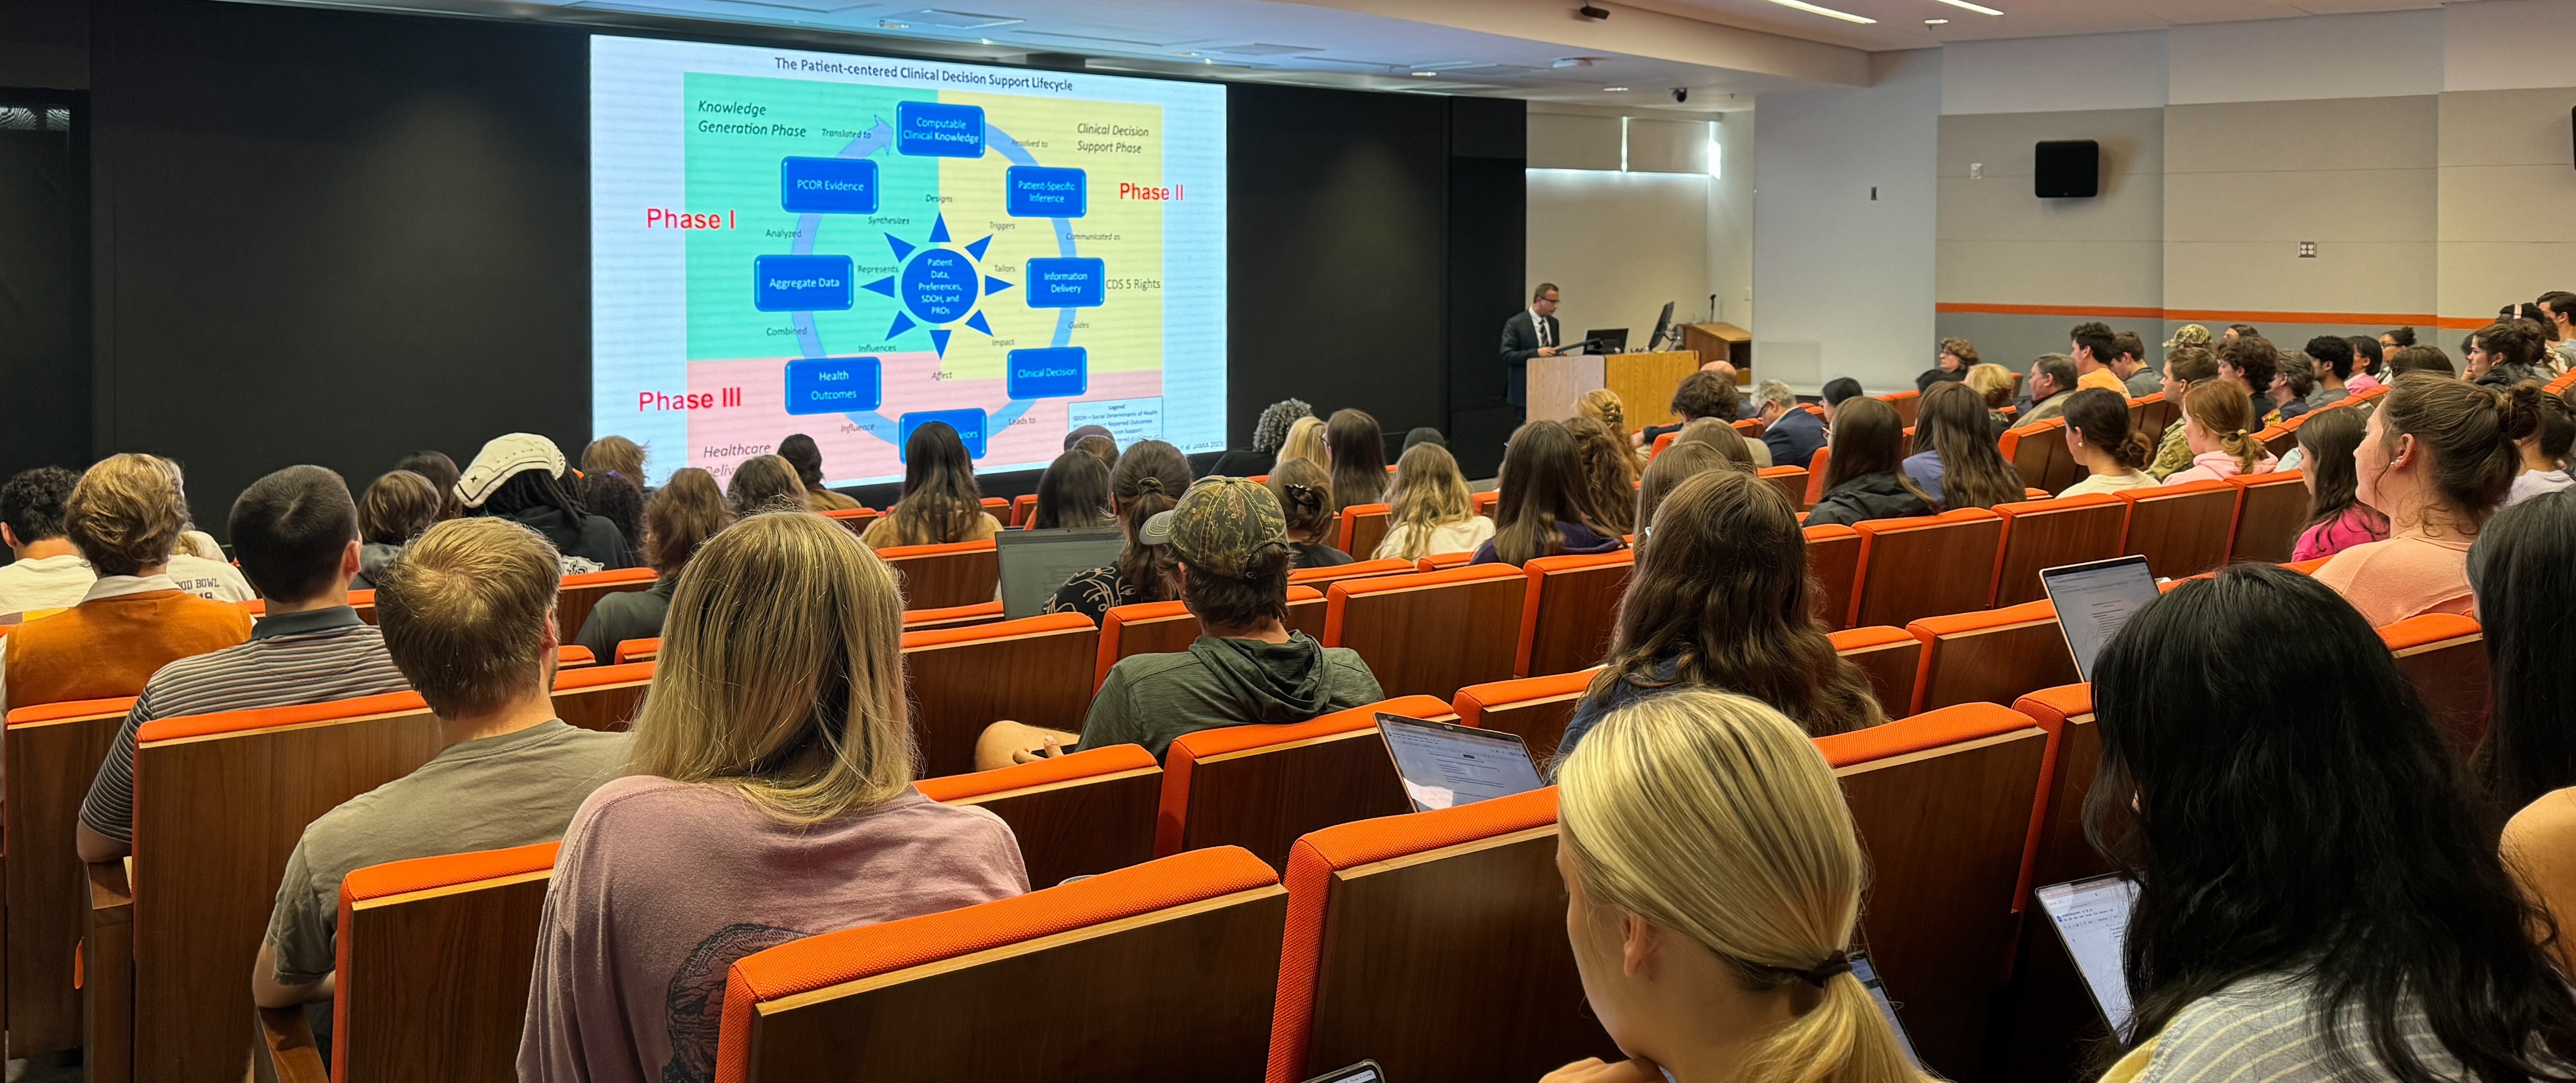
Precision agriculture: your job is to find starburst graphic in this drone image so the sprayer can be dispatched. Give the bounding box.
[861,213,1016,357]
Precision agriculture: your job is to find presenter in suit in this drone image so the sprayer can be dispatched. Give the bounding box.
[1499,283,1563,421]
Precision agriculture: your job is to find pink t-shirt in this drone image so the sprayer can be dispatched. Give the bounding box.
[2291,505,2388,562]
[2311,533,2477,627]
[518,777,1028,1083]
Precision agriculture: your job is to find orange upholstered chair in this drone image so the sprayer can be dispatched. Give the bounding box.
[1989,493,2127,607]
[875,538,999,611]
[1336,503,1392,559]
[916,745,1162,888]
[554,567,657,643]
[2228,470,2310,565]
[1757,465,1810,511]
[2380,614,2488,755]
[902,613,1096,777]
[900,599,1006,632]
[1802,524,1863,632]
[1323,565,1525,699]
[1849,509,2004,629]
[1906,599,2078,715]
[709,847,1287,1083]
[1999,418,2078,492]
[255,841,562,1083]
[2117,479,2242,579]
[5,695,138,1055]
[1288,557,1413,590]
[1267,789,1610,1083]
[1514,552,1632,679]
[553,660,655,733]
[1156,696,1446,868]
[1813,703,2049,1080]
[1451,669,1598,764]
[1826,625,1922,720]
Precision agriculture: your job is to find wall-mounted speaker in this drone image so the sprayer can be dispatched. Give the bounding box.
[2035,140,2099,198]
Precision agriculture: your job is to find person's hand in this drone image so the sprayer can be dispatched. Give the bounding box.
[1539,1057,1663,1082]
[1539,347,1561,358]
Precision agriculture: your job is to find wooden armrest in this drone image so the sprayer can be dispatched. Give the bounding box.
[253,1005,328,1083]
[87,858,130,922]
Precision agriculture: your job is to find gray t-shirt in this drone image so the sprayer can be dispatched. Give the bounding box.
[1075,633,1385,759]
[264,719,631,984]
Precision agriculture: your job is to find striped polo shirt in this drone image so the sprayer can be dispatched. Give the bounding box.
[78,605,412,844]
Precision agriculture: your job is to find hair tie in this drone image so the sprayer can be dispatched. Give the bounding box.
[1135,476,1165,496]
[1797,955,1853,987]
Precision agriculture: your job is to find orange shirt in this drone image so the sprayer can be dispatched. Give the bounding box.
[3,586,252,712]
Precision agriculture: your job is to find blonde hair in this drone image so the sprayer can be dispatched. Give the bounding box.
[1382,444,1475,560]
[627,512,912,823]
[66,453,188,576]
[1278,416,1329,470]
[1557,690,1915,1083]
[1578,388,1630,445]
[374,517,562,718]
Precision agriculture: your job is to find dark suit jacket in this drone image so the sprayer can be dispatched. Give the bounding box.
[1499,310,1560,407]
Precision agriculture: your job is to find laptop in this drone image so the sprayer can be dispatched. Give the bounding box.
[994,526,1124,619]
[1374,713,1543,813]
[1852,951,1924,1070]
[1579,327,1628,355]
[2035,874,2141,1036]
[2037,555,2162,683]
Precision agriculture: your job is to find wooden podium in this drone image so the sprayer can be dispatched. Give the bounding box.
[1527,350,1704,430]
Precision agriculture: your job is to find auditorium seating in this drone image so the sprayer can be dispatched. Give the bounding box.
[1288,557,1413,590]
[902,614,1097,777]
[1756,464,1809,510]
[1322,565,1525,699]
[2228,470,2309,565]
[876,539,999,611]
[1514,552,1631,679]
[255,840,560,1083]
[4,695,137,1056]
[1990,493,2126,607]
[1267,788,1609,1083]
[2118,479,2241,579]
[1452,670,1594,763]
[1999,419,2079,493]
[1826,625,1922,720]
[1816,703,2049,1080]
[914,744,1162,890]
[1094,587,1329,689]
[553,660,654,732]
[554,568,656,640]
[93,691,444,1083]
[1849,509,2004,629]
[1336,503,1391,560]
[1907,600,2079,715]
[2382,614,2489,754]
[1156,697,1443,869]
[707,847,1287,1082]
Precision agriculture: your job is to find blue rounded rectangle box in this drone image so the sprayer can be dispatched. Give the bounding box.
[1007,347,1088,400]
[901,408,987,460]
[1024,257,1105,309]
[896,101,986,158]
[784,357,882,416]
[1004,166,1086,218]
[754,255,855,312]
[780,157,880,214]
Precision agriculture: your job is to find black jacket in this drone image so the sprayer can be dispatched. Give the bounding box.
[1804,471,1934,528]
[1499,310,1562,407]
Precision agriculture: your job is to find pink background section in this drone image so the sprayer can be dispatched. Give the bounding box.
[681,354,1165,486]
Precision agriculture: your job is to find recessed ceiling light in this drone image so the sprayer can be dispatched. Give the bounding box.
[1925,18,1948,24]
[1754,0,1876,24]
[1602,86,1630,92]
[1933,0,2004,13]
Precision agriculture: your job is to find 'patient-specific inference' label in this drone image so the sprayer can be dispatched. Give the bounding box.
[1024,257,1105,308]
[1006,347,1088,400]
[753,255,855,311]
[896,101,986,158]
[785,357,883,415]
[780,157,879,213]
[1004,166,1086,218]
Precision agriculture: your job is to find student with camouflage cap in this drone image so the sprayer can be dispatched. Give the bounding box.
[975,477,1384,768]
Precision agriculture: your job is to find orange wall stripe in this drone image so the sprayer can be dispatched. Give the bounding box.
[1936,301,2488,329]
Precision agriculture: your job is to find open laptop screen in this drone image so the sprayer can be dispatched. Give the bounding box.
[1375,713,1542,813]
[2039,555,2161,683]
[2036,874,2140,1036]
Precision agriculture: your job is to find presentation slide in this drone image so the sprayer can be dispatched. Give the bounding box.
[590,36,1228,489]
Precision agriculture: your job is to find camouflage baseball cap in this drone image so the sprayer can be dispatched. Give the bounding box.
[1139,477,1294,578]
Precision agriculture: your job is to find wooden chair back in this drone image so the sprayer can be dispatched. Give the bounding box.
[1336,504,1392,561]
[2117,480,2242,579]
[553,661,654,733]
[1990,494,2128,607]
[1814,703,2049,1081]
[1802,524,1863,632]
[554,568,657,642]
[2229,470,2310,565]
[328,842,559,1083]
[1287,557,1415,590]
[1096,587,1327,690]
[1451,669,1596,769]
[709,848,1287,1083]
[1323,565,1526,700]
[1756,465,1810,510]
[127,692,445,1083]
[914,745,1162,889]
[1267,789,1609,1083]
[1827,626,1923,720]
[1850,509,2005,629]
[876,539,999,612]
[1514,553,1632,679]
[1157,697,1445,870]
[902,614,1097,777]
[1907,600,2080,716]
[4,696,137,1055]
[2381,614,2490,755]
